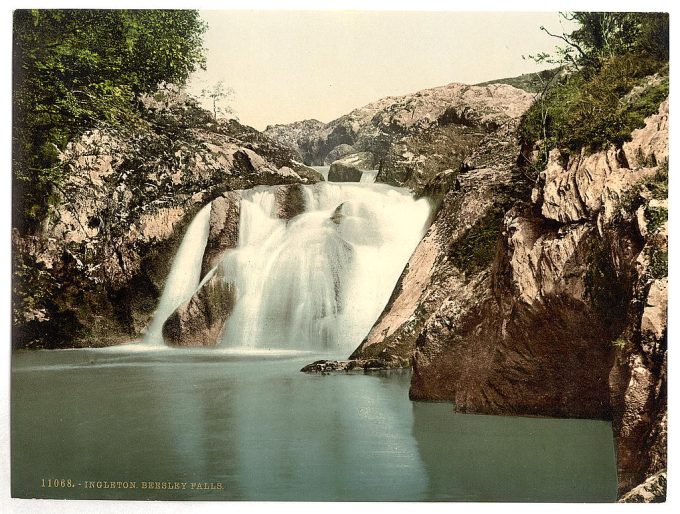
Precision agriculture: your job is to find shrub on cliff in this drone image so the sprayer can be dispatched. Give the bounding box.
[519,12,669,162]
[12,9,207,231]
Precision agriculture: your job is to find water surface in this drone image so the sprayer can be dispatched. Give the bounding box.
[12,346,617,501]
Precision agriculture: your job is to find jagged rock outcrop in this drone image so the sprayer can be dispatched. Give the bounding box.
[265,83,535,192]
[200,191,241,276]
[328,151,376,182]
[13,88,322,348]
[324,144,357,165]
[619,470,666,503]
[349,98,668,498]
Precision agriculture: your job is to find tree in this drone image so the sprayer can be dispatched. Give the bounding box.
[200,81,235,121]
[534,12,669,74]
[12,9,207,231]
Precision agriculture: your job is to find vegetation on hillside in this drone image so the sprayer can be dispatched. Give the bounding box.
[12,9,207,231]
[519,12,669,166]
[476,68,563,94]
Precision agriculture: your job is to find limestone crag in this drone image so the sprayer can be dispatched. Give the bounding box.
[265,83,535,193]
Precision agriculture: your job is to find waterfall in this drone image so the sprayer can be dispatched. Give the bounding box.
[218,182,431,354]
[359,170,378,183]
[144,203,212,344]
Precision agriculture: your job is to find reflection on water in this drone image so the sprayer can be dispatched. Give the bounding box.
[11,348,617,501]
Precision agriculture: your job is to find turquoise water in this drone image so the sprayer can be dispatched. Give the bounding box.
[11,346,618,501]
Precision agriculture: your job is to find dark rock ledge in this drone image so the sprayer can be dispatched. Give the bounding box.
[300,357,409,373]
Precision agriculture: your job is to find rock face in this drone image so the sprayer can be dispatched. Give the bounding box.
[265,83,535,193]
[201,191,241,276]
[163,271,235,347]
[12,88,322,349]
[350,99,668,498]
[619,471,666,503]
[324,143,357,165]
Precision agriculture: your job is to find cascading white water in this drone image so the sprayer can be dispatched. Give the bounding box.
[144,203,212,344]
[218,181,431,354]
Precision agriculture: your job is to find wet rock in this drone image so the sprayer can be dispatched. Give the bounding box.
[328,162,363,182]
[162,272,235,347]
[300,358,406,373]
[201,192,241,276]
[273,183,306,220]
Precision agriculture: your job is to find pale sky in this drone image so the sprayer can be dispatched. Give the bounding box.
[188,11,576,130]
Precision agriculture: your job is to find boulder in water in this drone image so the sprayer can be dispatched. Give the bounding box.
[274,184,306,220]
[162,271,235,347]
[328,162,363,182]
[328,152,376,182]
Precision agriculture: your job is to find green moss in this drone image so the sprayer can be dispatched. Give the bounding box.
[647,205,668,234]
[649,249,668,280]
[449,210,502,274]
[619,162,668,216]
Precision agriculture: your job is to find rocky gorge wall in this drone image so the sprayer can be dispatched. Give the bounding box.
[13,73,668,501]
[349,98,668,500]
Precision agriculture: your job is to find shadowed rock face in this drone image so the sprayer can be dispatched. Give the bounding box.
[163,272,235,347]
[328,162,363,182]
[324,144,357,165]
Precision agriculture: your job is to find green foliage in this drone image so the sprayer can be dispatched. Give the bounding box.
[612,338,629,350]
[520,12,668,160]
[13,9,206,231]
[619,162,668,217]
[647,205,668,235]
[201,81,235,120]
[649,249,668,280]
[449,209,502,274]
[520,56,667,155]
[476,67,563,94]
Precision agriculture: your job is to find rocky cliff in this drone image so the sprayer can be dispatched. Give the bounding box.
[265,83,535,193]
[349,97,668,500]
[12,87,321,349]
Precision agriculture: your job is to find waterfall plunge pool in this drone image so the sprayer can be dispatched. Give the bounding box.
[11,348,617,501]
